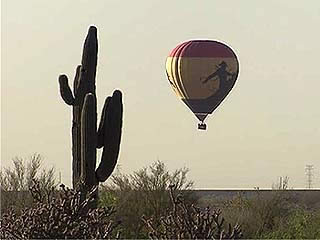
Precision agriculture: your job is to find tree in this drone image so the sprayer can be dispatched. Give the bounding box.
[0,153,57,213]
[99,160,195,239]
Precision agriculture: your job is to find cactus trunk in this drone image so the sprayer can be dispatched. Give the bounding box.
[58,26,123,208]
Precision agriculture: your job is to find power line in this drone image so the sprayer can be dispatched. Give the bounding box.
[305,165,314,189]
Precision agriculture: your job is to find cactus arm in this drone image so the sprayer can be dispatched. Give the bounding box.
[58,75,75,105]
[104,90,123,146]
[58,64,81,106]
[97,96,111,148]
[81,93,98,187]
[96,90,123,182]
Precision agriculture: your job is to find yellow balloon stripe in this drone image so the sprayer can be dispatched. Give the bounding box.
[165,57,183,98]
[177,54,189,99]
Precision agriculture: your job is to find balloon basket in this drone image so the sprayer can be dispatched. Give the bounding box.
[198,122,207,130]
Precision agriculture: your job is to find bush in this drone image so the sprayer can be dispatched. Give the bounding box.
[0,153,57,213]
[0,180,121,239]
[142,184,243,239]
[261,208,320,239]
[99,160,196,238]
[200,189,304,238]
[239,190,293,237]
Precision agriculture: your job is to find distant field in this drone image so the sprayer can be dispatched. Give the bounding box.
[194,189,320,209]
[194,189,320,199]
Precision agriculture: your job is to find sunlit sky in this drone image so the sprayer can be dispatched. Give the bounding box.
[2,1,320,189]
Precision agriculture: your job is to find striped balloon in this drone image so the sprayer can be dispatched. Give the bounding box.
[165,40,239,129]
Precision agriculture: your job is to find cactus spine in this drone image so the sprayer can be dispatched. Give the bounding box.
[58,26,123,206]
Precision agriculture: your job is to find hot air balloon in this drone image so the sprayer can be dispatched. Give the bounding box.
[165,40,239,130]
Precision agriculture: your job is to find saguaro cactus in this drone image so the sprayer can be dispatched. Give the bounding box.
[58,26,123,205]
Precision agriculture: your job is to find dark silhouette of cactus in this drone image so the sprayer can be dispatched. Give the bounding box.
[58,26,123,206]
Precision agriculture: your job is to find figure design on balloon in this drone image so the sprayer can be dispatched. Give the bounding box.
[201,61,237,98]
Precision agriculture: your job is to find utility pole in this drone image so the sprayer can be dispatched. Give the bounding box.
[305,165,314,189]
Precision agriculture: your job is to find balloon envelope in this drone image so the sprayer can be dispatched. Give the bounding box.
[166,40,239,122]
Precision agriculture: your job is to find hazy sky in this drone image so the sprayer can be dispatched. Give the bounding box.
[2,1,320,189]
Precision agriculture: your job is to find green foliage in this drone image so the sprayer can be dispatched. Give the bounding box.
[99,189,117,207]
[100,161,195,239]
[260,208,320,239]
[0,153,56,213]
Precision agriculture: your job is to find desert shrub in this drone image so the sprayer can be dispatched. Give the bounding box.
[0,153,57,213]
[142,184,243,239]
[99,160,196,239]
[197,188,320,239]
[241,191,293,237]
[261,208,320,239]
[204,190,297,238]
[0,180,121,239]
